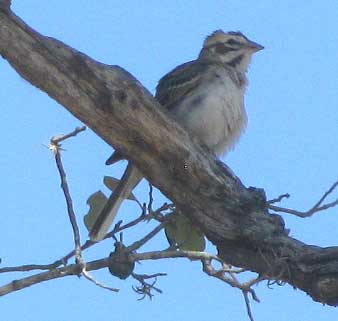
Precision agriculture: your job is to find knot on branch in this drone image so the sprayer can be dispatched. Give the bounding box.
[313,275,338,306]
[247,187,267,209]
[108,242,135,280]
[0,0,11,11]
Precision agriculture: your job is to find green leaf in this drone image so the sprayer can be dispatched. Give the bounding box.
[165,211,205,251]
[103,176,138,202]
[84,191,107,231]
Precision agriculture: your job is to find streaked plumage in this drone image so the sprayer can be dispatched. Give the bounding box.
[90,30,263,241]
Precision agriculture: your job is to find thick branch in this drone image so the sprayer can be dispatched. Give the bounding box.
[1,5,338,305]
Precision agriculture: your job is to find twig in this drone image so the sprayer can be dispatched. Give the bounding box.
[0,260,65,273]
[50,126,86,144]
[60,203,173,265]
[147,183,154,213]
[60,240,93,265]
[132,272,165,300]
[0,204,173,276]
[126,223,165,252]
[133,272,167,279]
[50,127,86,264]
[0,257,111,296]
[201,259,262,321]
[131,250,222,263]
[269,179,338,217]
[107,204,170,236]
[82,268,119,292]
[202,260,237,286]
[242,291,255,321]
[268,193,290,204]
[313,179,338,208]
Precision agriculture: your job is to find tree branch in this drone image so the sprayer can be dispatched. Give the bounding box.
[50,128,85,264]
[269,180,338,217]
[0,257,110,296]
[0,248,262,309]
[1,4,338,305]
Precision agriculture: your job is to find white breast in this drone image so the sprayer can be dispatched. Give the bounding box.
[172,66,247,156]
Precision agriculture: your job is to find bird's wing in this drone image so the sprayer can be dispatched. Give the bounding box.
[105,63,208,165]
[155,60,211,110]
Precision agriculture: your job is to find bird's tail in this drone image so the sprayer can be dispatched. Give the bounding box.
[89,163,143,241]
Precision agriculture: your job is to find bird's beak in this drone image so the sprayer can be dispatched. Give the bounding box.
[247,40,264,52]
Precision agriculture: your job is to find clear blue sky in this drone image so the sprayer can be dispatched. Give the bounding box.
[1,1,338,320]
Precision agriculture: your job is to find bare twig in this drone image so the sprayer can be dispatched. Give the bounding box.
[82,268,119,292]
[202,260,237,286]
[147,183,154,213]
[60,203,173,265]
[50,126,86,144]
[269,179,338,217]
[133,272,167,279]
[242,291,255,321]
[312,179,338,208]
[0,204,173,276]
[201,259,263,321]
[132,272,165,300]
[108,203,171,236]
[0,260,65,273]
[126,223,166,252]
[131,250,222,263]
[0,257,111,296]
[49,127,86,264]
[268,193,290,204]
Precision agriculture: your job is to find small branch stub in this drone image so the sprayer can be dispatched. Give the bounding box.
[108,243,135,280]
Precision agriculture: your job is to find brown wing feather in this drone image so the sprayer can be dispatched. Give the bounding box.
[155,60,211,110]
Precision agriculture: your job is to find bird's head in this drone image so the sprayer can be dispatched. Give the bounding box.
[199,30,264,73]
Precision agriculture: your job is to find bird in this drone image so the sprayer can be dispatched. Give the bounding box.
[89,30,263,241]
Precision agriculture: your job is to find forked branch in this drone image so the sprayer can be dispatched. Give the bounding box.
[269,180,338,217]
[1,2,338,306]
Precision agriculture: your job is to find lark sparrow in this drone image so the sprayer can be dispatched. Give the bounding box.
[89,30,263,241]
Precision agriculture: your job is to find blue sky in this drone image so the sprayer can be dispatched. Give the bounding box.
[1,1,338,320]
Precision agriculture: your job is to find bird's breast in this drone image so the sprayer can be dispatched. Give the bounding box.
[172,70,247,156]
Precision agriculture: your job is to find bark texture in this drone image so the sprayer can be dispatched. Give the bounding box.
[1,4,338,305]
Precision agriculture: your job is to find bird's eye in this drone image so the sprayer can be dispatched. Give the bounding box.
[227,39,238,45]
